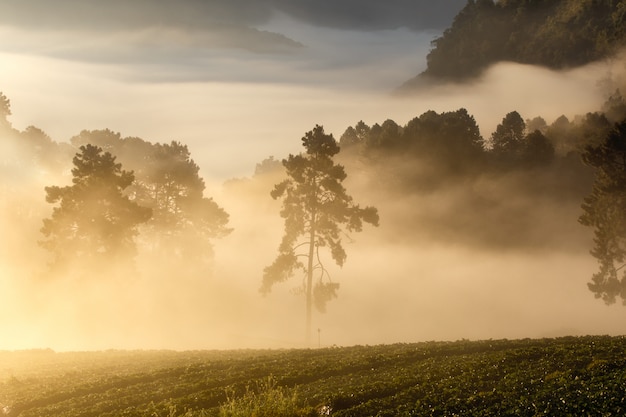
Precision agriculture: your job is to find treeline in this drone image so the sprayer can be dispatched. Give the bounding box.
[339,90,626,175]
[404,0,626,85]
[326,90,626,250]
[2,88,626,279]
[0,97,230,280]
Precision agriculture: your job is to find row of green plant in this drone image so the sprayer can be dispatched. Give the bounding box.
[2,336,626,416]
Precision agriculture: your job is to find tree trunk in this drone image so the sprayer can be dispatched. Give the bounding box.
[305,226,315,346]
[306,172,318,346]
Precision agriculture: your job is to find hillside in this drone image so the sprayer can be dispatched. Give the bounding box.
[2,336,626,416]
[401,0,626,89]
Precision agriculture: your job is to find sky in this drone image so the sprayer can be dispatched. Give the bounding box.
[0,0,465,179]
[2,0,626,351]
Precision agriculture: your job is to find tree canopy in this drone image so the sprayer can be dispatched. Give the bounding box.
[0,91,11,127]
[402,0,626,86]
[70,130,232,269]
[580,119,626,304]
[40,144,152,272]
[262,125,379,343]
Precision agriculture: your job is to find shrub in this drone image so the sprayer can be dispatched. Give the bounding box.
[218,376,316,417]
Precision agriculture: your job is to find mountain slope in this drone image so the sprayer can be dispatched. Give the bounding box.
[401,0,626,90]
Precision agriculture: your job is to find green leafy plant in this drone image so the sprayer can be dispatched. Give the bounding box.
[218,377,315,417]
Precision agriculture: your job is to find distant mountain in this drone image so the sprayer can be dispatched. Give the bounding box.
[400,0,626,90]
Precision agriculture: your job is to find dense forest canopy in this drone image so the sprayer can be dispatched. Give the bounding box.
[401,0,626,87]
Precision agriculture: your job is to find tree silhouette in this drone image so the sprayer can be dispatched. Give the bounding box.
[262,125,379,344]
[403,108,485,166]
[579,119,626,304]
[135,141,231,266]
[522,130,555,167]
[40,144,151,272]
[0,91,11,128]
[491,111,526,161]
[69,131,232,270]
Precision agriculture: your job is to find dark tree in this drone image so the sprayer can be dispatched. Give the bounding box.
[354,121,371,144]
[0,92,11,130]
[409,0,626,86]
[579,119,626,304]
[70,130,231,268]
[339,120,371,148]
[546,115,574,155]
[40,144,152,271]
[526,116,548,134]
[402,108,485,173]
[522,130,555,167]
[491,111,526,160]
[367,119,401,148]
[339,126,360,147]
[262,125,379,344]
[602,90,626,123]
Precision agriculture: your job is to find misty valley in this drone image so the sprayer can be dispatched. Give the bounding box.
[2,90,626,345]
[3,0,626,415]
[2,86,626,414]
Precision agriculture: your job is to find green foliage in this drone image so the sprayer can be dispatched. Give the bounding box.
[342,110,485,166]
[523,129,555,166]
[336,107,595,253]
[490,111,555,167]
[404,108,485,168]
[3,337,626,417]
[40,144,152,270]
[263,125,379,335]
[416,0,626,82]
[38,128,232,277]
[341,108,559,177]
[69,130,231,271]
[491,110,526,157]
[603,89,626,123]
[218,377,315,417]
[580,119,626,304]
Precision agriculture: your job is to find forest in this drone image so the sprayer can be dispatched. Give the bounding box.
[402,0,626,87]
[2,84,626,311]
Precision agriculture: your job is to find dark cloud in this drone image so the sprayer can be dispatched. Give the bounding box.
[0,0,272,31]
[273,0,468,31]
[0,0,464,87]
[0,0,302,55]
[0,0,465,33]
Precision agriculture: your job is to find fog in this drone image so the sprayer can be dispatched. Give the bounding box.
[2,5,626,350]
[3,52,619,180]
[2,140,626,351]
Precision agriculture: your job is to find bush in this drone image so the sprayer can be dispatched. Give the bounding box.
[218,376,316,417]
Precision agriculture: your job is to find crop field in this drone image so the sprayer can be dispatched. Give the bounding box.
[1,336,626,416]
